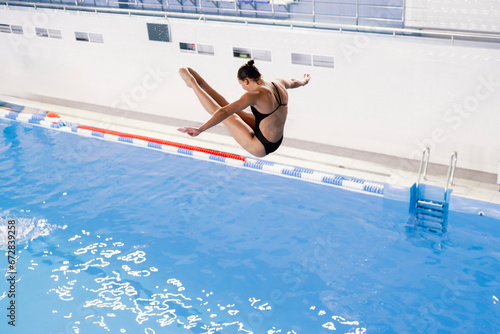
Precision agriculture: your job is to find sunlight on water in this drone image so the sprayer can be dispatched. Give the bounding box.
[305,305,366,333]
[45,230,263,333]
[0,212,367,332]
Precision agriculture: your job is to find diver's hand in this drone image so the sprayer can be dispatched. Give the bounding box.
[302,74,311,86]
[177,127,202,137]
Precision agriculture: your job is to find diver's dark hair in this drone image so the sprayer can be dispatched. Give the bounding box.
[237,59,261,81]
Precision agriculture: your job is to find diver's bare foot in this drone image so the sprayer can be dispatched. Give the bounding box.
[179,67,196,88]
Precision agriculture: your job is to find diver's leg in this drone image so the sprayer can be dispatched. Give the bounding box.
[179,68,265,157]
[187,67,256,129]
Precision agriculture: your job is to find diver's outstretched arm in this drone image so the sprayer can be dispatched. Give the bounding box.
[277,74,311,89]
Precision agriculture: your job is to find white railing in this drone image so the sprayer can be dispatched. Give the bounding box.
[416,147,430,188]
[2,0,500,42]
[1,0,406,28]
[443,151,457,203]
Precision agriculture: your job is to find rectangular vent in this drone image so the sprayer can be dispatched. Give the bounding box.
[75,32,89,42]
[11,25,23,35]
[291,53,312,66]
[36,28,49,38]
[180,42,196,53]
[89,33,103,43]
[252,49,272,62]
[313,55,334,68]
[233,47,251,59]
[197,44,214,56]
[0,24,11,33]
[48,29,62,39]
[147,23,170,42]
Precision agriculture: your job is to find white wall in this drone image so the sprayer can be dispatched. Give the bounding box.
[1,6,499,173]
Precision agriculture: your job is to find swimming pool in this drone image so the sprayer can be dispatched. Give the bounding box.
[1,118,499,333]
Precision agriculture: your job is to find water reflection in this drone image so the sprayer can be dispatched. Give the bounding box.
[47,230,257,333]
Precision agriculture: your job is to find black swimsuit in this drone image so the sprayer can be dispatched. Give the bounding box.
[251,82,287,155]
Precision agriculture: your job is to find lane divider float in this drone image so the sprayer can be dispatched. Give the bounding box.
[0,102,384,195]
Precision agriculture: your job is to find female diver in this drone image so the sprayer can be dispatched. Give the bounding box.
[178,60,310,157]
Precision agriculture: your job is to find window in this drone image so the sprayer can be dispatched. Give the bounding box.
[233,47,251,58]
[0,24,11,33]
[11,25,23,35]
[75,32,89,42]
[292,53,334,68]
[313,55,334,68]
[36,28,49,38]
[197,44,214,56]
[291,53,312,66]
[252,49,272,62]
[36,28,62,39]
[89,33,103,43]
[233,47,272,61]
[180,42,215,56]
[147,23,170,42]
[180,42,196,53]
[75,31,103,43]
[48,29,62,39]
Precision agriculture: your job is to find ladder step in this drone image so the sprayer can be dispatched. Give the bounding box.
[416,205,444,215]
[416,219,444,231]
[417,199,445,208]
[415,212,444,222]
[416,212,444,223]
[417,201,445,214]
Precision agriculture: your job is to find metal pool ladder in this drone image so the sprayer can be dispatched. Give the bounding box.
[411,148,458,232]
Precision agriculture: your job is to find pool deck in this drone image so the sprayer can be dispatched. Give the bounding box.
[2,94,499,205]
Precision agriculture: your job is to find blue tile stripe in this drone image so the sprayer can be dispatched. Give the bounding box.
[0,103,385,195]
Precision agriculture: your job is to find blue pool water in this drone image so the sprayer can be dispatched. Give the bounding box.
[1,120,499,333]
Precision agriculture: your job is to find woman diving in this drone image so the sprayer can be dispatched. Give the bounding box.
[178,59,310,157]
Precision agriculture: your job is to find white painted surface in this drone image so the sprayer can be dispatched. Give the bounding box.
[1,6,499,173]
